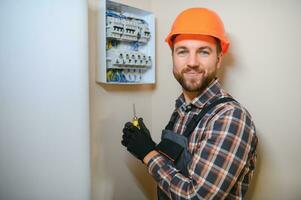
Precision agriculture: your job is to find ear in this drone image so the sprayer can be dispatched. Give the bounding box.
[216,53,223,69]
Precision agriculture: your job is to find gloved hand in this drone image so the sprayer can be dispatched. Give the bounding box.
[121,118,156,162]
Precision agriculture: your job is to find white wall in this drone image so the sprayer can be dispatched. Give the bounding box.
[90,0,301,200]
[0,1,90,200]
[2,0,300,199]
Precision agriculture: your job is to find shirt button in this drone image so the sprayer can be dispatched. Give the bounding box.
[185,105,192,112]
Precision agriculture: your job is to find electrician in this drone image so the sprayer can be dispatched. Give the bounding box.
[121,7,258,200]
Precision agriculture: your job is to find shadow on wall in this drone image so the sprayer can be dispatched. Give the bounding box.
[93,116,157,200]
[126,158,157,200]
[98,83,155,92]
[217,40,236,86]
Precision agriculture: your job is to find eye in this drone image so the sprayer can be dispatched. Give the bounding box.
[176,49,188,56]
[199,50,210,55]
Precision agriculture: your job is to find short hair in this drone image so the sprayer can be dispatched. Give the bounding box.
[171,35,222,55]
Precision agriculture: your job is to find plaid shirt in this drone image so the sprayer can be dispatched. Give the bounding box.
[147,79,258,200]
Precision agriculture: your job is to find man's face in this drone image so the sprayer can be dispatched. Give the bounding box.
[172,35,222,93]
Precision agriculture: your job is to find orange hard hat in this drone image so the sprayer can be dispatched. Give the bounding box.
[165,8,230,54]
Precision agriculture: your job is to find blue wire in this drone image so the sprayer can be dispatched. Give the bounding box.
[106,10,127,20]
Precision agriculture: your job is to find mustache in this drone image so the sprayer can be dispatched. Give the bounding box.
[182,68,205,74]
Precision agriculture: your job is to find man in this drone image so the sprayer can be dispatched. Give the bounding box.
[121,7,258,200]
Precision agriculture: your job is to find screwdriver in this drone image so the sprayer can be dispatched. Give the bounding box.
[132,103,139,128]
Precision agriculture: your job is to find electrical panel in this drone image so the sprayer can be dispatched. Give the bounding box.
[96,0,155,84]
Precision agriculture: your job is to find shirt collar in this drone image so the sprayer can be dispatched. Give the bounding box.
[175,78,229,112]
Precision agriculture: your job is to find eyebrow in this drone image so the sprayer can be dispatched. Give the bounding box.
[174,46,213,52]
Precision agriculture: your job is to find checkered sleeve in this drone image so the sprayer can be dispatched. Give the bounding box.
[147,106,255,199]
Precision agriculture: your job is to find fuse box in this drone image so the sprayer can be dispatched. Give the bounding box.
[96,0,155,84]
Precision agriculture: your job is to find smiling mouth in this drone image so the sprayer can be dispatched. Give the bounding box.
[184,71,204,76]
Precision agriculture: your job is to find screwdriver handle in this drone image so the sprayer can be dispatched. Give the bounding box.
[132,117,139,128]
[132,104,139,128]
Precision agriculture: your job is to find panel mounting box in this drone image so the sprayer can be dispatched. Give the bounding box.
[96,0,155,84]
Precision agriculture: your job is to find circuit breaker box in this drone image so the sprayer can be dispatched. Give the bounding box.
[96,0,155,84]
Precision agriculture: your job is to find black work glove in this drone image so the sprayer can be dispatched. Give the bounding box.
[121,118,156,162]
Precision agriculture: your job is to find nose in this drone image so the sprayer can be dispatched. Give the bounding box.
[187,52,199,68]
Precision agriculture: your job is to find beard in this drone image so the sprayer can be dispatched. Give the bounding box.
[173,67,217,93]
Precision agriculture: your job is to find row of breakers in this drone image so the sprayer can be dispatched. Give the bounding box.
[106,10,151,43]
[107,49,152,68]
